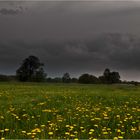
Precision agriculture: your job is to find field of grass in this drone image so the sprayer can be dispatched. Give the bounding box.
[0,82,139,139]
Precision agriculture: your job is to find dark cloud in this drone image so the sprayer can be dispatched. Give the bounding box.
[1,33,140,80]
[0,8,23,15]
[1,1,140,81]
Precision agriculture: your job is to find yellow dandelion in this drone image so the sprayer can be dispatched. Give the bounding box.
[80,126,84,129]
[74,138,78,140]
[21,131,26,133]
[107,128,111,131]
[104,117,109,119]
[48,132,53,135]
[74,131,78,134]
[81,129,86,133]
[102,131,108,135]
[89,131,93,135]
[4,128,9,132]
[90,129,95,132]
[118,136,123,139]
[117,129,121,132]
[113,137,118,140]
[65,132,70,135]
[27,132,32,135]
[94,124,98,127]
[131,128,136,131]
[66,125,70,128]
[0,130,4,133]
[70,134,75,137]
[121,132,125,134]
[41,125,45,128]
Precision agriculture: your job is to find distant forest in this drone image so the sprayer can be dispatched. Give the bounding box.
[0,55,139,85]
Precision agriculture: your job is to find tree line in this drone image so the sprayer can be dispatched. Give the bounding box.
[0,55,138,84]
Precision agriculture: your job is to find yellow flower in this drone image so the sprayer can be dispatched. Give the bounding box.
[117,129,121,132]
[0,130,4,133]
[113,137,118,140]
[32,128,41,133]
[118,136,123,139]
[89,131,93,135]
[27,132,32,135]
[48,132,53,135]
[21,131,26,133]
[65,132,70,135]
[4,128,9,132]
[41,125,45,128]
[66,125,70,128]
[90,129,94,132]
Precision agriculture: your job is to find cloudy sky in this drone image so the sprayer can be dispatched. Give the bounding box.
[1,0,140,81]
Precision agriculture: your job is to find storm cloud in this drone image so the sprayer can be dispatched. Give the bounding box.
[0,8,23,15]
[1,1,140,81]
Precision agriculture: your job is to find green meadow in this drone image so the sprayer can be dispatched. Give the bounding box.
[0,83,139,139]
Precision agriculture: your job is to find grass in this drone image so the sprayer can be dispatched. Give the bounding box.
[0,82,139,139]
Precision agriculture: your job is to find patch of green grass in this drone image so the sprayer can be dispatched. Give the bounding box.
[0,83,139,139]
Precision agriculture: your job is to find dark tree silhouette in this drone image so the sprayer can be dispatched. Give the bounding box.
[79,74,98,84]
[110,71,120,83]
[62,73,71,83]
[99,68,121,84]
[16,55,46,82]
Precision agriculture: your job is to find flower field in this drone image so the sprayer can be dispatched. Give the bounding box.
[0,83,139,139]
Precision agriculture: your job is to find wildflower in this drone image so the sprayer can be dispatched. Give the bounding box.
[80,126,84,129]
[131,128,136,131]
[4,128,9,132]
[74,131,78,134]
[103,131,108,135]
[21,131,26,133]
[89,131,93,135]
[0,130,4,133]
[66,125,70,128]
[48,132,53,135]
[121,132,125,134]
[41,125,45,128]
[32,128,41,133]
[65,132,70,135]
[117,129,121,132]
[107,128,111,131]
[70,134,75,137]
[118,136,123,139]
[90,129,94,132]
[27,132,32,135]
[113,137,118,140]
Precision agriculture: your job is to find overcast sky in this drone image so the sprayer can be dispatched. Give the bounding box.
[1,1,140,81]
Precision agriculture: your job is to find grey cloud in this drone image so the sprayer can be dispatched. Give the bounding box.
[1,33,140,77]
[0,8,23,15]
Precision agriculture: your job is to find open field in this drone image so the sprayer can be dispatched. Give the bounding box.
[0,83,139,139]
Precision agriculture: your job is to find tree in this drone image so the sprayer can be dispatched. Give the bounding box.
[78,73,98,84]
[99,68,121,84]
[16,55,46,82]
[62,73,71,83]
[110,71,120,83]
[103,68,111,83]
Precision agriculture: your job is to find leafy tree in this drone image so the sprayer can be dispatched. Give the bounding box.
[62,73,71,83]
[99,68,121,84]
[79,73,98,84]
[71,78,78,83]
[103,68,111,83]
[110,71,120,83]
[16,55,46,82]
